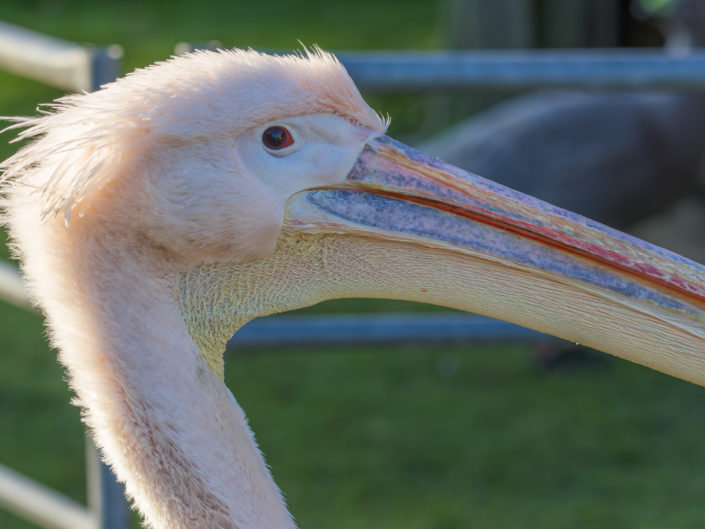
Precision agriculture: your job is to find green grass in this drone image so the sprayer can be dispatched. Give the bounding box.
[2,2,705,528]
[239,344,705,529]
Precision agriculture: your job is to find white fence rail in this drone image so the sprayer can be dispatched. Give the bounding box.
[0,21,122,92]
[0,463,94,529]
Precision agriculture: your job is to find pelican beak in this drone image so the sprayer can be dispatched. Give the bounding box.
[283,135,705,385]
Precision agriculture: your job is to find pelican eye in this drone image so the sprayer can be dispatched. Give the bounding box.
[262,126,294,150]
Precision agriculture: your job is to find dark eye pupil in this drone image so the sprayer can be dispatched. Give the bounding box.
[262,126,292,149]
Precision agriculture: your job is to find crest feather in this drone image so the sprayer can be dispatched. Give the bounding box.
[1,47,386,221]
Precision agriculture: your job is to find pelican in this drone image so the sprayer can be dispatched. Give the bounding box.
[1,48,704,529]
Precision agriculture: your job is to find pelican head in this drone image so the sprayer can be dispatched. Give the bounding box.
[2,48,704,529]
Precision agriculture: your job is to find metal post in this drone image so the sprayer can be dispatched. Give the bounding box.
[83,43,130,528]
[0,21,128,527]
[87,442,131,529]
[90,45,123,92]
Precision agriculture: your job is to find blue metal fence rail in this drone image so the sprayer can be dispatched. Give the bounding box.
[230,313,546,349]
[338,49,705,92]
